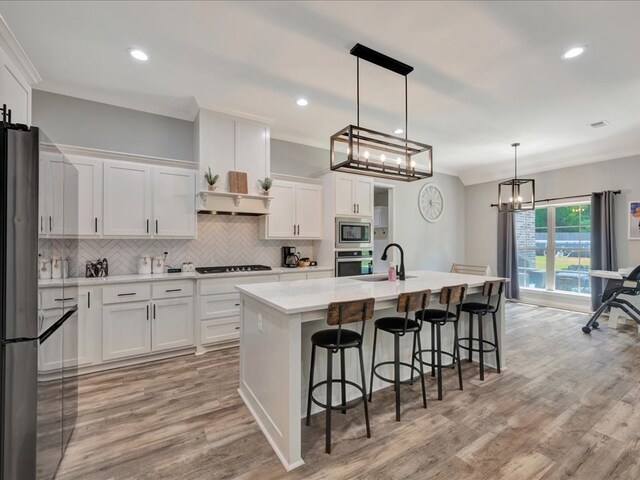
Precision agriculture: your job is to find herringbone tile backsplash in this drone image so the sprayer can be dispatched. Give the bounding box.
[39,215,316,276]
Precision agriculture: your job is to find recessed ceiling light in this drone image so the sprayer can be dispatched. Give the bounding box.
[562,46,585,59]
[128,48,148,61]
[296,98,308,107]
[394,128,404,135]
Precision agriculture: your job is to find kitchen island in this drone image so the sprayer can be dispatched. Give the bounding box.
[237,270,506,470]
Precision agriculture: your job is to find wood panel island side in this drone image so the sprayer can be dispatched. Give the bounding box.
[236,270,506,471]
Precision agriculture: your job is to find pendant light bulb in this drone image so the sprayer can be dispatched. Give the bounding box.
[380,154,385,163]
[396,156,402,165]
[364,151,370,159]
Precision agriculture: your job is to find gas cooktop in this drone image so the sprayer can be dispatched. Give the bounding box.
[195,265,272,274]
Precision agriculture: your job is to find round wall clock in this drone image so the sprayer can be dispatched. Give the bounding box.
[418,183,444,223]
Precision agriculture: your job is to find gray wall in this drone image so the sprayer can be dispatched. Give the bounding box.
[32,90,194,161]
[271,138,327,177]
[465,155,640,274]
[391,172,466,272]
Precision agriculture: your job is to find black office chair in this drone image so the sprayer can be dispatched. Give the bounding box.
[583,265,640,334]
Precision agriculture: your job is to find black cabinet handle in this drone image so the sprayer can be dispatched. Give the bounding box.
[146,305,149,320]
[146,219,149,233]
[95,217,98,233]
[357,204,360,214]
[353,203,356,213]
[293,224,296,235]
[235,326,240,330]
[40,216,43,232]
[88,291,91,309]
[117,292,137,297]
[234,303,240,307]
[165,288,182,293]
[153,304,156,319]
[49,216,52,231]
[54,297,74,302]
[156,220,158,234]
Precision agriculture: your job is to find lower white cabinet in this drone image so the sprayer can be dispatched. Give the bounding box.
[152,298,194,352]
[102,282,195,361]
[38,287,96,372]
[103,301,152,361]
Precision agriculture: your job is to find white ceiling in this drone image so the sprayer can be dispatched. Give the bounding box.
[2,1,640,185]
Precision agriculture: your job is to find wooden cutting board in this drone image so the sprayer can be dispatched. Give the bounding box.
[228,171,248,194]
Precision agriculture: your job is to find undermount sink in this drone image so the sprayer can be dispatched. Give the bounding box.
[354,275,417,282]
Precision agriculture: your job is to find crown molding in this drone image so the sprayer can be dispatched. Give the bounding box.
[40,142,197,170]
[196,104,274,125]
[0,14,42,85]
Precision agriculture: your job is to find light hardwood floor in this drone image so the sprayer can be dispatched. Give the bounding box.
[56,303,640,479]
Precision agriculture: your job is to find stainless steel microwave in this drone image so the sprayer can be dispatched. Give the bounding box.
[335,217,373,249]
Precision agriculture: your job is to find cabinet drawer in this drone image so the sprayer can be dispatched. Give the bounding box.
[307,271,333,279]
[103,283,151,304]
[152,281,194,299]
[40,287,78,310]
[201,318,239,345]
[200,293,240,320]
[279,272,307,281]
[199,274,279,295]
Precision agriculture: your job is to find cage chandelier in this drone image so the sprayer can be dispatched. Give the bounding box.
[330,44,433,182]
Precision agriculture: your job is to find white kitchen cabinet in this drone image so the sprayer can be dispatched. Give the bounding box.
[0,42,32,126]
[334,173,373,217]
[263,181,296,237]
[102,301,151,361]
[152,168,196,237]
[103,161,153,237]
[235,121,269,195]
[68,156,102,237]
[151,297,194,352]
[38,309,65,372]
[48,155,65,236]
[295,184,323,238]
[38,287,96,372]
[259,180,323,240]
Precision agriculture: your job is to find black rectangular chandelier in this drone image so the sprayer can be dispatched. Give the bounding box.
[330,44,433,182]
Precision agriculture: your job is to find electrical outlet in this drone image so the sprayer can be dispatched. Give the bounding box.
[258,313,263,333]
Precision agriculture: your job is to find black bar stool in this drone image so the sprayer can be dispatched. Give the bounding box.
[459,280,504,380]
[306,297,375,454]
[369,290,430,421]
[414,284,467,400]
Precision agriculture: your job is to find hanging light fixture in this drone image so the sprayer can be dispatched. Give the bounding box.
[497,143,535,212]
[330,44,433,182]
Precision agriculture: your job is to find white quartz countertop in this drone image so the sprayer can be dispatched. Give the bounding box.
[236,270,505,314]
[38,266,333,288]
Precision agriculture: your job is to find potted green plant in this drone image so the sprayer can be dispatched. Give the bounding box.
[204,167,219,191]
[258,177,273,195]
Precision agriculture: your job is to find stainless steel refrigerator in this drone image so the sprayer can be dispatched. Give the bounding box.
[1,120,79,480]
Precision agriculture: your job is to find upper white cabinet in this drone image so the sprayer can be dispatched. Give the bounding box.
[262,181,296,237]
[39,150,196,239]
[0,18,39,126]
[68,156,102,237]
[295,183,323,238]
[259,179,323,240]
[103,161,153,237]
[152,167,196,237]
[334,173,374,217]
[196,109,270,195]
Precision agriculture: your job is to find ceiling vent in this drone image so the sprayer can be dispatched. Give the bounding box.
[589,120,609,128]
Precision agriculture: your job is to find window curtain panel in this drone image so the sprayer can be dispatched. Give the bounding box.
[590,191,617,311]
[497,211,520,299]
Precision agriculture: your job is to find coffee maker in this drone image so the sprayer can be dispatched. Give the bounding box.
[282,246,299,268]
